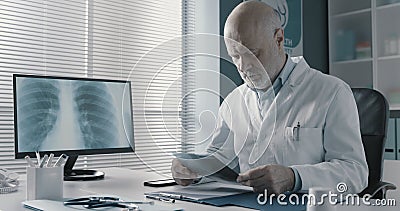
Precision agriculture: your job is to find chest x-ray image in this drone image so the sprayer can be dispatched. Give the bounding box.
[15,76,133,152]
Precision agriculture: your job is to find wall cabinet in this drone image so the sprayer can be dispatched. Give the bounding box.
[329,0,400,110]
[384,118,400,160]
[385,119,397,160]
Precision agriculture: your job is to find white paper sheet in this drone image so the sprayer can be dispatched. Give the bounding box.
[23,199,180,211]
[174,153,239,183]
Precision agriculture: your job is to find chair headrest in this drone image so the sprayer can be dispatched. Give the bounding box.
[351,88,389,136]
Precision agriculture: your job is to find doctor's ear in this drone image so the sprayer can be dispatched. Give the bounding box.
[274,28,284,48]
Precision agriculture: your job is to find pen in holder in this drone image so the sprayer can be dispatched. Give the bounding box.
[26,166,63,201]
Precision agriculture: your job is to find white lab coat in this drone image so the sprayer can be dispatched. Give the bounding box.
[207,57,368,194]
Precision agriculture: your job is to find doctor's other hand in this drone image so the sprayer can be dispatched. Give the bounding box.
[171,158,199,186]
[237,164,294,194]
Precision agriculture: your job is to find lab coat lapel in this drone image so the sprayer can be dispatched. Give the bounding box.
[244,88,262,133]
[248,93,277,165]
[247,58,309,165]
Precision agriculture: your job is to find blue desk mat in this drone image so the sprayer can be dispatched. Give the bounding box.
[200,192,307,211]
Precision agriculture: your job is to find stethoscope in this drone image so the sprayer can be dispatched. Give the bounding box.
[64,196,154,210]
[276,0,288,28]
[257,0,288,28]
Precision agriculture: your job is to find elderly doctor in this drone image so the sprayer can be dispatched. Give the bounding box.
[172,1,368,194]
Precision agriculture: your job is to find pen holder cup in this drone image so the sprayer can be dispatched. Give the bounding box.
[26,166,64,201]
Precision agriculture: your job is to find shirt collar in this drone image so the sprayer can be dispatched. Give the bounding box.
[275,54,295,90]
[256,54,296,98]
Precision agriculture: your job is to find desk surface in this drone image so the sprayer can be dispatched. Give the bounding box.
[1,160,399,211]
[1,168,249,211]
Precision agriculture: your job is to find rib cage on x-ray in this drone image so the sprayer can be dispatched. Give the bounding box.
[17,78,120,151]
[73,82,119,149]
[17,79,60,152]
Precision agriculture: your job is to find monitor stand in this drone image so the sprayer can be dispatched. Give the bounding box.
[63,155,105,181]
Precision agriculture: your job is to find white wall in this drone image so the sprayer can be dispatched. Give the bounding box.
[193,0,220,153]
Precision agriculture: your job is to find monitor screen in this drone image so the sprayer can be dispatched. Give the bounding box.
[13,74,134,158]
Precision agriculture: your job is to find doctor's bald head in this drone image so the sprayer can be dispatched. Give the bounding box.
[224,1,286,90]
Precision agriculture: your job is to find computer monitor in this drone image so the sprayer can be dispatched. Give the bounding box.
[13,74,134,180]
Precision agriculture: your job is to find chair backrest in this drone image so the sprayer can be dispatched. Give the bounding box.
[351,88,389,189]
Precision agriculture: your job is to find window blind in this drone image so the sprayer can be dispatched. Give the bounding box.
[0,0,196,175]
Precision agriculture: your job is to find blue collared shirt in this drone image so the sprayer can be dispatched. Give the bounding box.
[256,54,295,99]
[255,55,302,192]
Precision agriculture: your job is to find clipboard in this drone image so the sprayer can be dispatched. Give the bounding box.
[145,181,253,202]
[146,189,307,210]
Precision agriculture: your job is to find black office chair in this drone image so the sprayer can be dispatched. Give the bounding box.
[352,88,396,199]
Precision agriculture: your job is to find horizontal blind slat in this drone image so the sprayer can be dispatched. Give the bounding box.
[0,0,195,174]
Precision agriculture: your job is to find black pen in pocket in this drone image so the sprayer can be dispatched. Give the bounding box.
[295,122,300,141]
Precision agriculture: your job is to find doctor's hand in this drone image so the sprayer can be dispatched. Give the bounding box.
[171,158,199,186]
[237,164,294,194]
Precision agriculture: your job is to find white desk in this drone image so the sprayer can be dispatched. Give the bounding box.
[0,168,248,211]
[0,161,399,211]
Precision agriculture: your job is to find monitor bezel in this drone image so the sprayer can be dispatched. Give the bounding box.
[13,74,135,159]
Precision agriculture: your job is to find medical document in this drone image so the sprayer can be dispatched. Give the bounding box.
[174,153,239,184]
[149,181,253,201]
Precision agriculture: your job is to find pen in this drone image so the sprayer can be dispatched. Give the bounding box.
[119,201,154,205]
[159,193,182,200]
[25,155,36,167]
[39,154,49,168]
[54,154,68,167]
[296,121,300,141]
[46,153,54,167]
[145,195,175,203]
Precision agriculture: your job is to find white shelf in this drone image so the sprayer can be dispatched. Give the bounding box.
[332,58,372,65]
[329,0,400,111]
[390,104,400,111]
[377,2,400,10]
[331,8,371,19]
[378,55,400,61]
